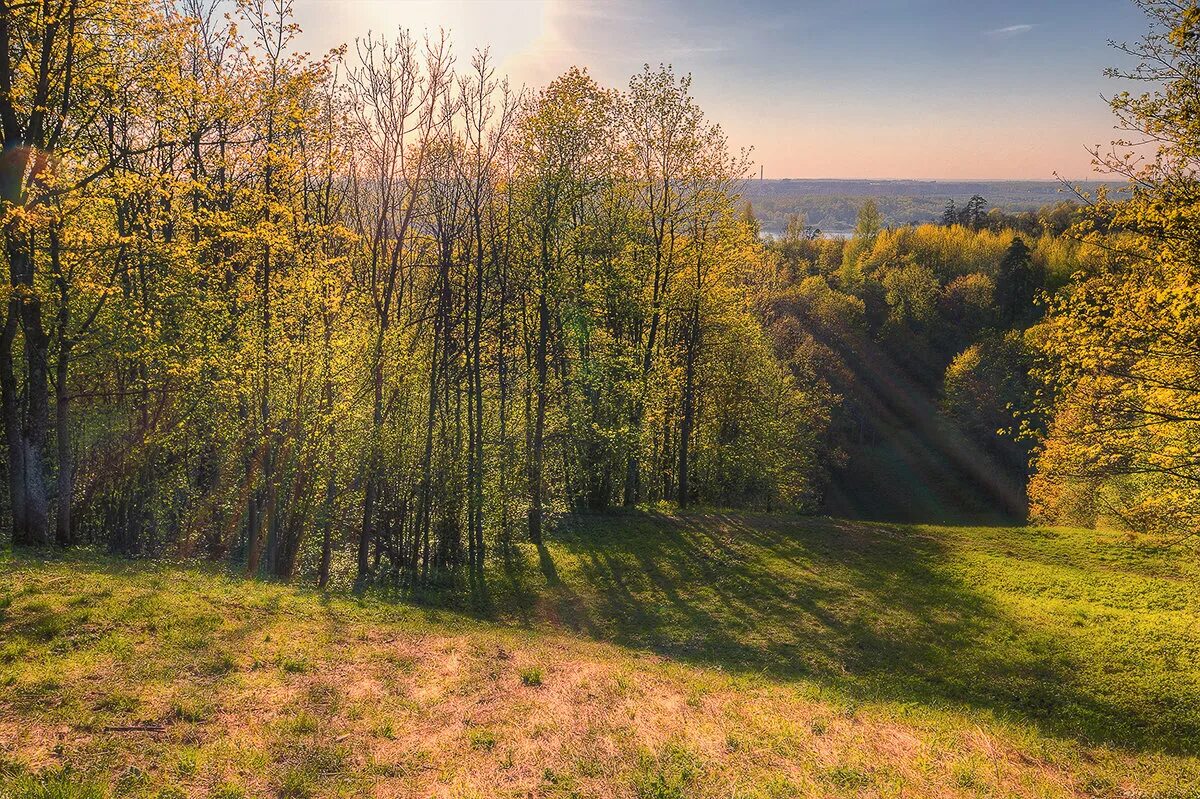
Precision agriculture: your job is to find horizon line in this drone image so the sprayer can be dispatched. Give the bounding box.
[752,176,1106,183]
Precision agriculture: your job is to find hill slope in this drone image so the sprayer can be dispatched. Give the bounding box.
[2,513,1198,798]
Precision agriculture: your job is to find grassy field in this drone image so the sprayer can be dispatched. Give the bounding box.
[1,512,1198,798]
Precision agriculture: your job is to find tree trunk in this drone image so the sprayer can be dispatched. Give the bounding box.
[677,307,699,509]
[245,492,263,576]
[55,343,71,545]
[20,282,50,545]
[51,225,72,546]
[356,332,385,593]
[2,296,28,543]
[317,474,334,589]
[528,292,549,546]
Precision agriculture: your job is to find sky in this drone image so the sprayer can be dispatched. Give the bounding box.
[290,0,1151,180]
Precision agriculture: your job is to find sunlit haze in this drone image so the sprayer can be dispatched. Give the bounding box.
[293,0,1148,179]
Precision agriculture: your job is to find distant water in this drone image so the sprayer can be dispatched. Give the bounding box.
[742,178,1107,200]
[759,226,851,239]
[742,178,1110,236]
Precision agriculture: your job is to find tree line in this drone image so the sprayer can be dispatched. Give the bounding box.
[0,0,824,590]
[3,0,1196,590]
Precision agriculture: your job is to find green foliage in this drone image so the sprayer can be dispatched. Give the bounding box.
[0,1,825,585]
[468,728,498,751]
[1031,0,1200,536]
[943,330,1036,464]
[760,213,1054,521]
[882,260,939,328]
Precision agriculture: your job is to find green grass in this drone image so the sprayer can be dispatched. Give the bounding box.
[496,513,1200,751]
[1,511,1198,797]
[519,665,543,687]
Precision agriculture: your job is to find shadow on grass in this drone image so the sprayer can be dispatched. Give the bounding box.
[4,515,1194,758]
[485,509,1198,758]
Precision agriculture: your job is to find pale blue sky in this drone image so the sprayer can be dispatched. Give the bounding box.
[292,0,1151,179]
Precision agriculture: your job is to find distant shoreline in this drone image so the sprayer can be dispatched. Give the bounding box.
[753,177,1103,183]
[741,178,1110,235]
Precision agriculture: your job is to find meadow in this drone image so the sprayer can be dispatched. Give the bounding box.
[2,512,1197,798]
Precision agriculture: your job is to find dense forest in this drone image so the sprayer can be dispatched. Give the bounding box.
[1,0,1197,595]
[758,202,1087,523]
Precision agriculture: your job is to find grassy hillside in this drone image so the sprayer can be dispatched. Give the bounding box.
[2,513,1198,798]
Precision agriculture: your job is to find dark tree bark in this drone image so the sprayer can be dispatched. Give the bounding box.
[527,276,550,546]
[677,306,700,509]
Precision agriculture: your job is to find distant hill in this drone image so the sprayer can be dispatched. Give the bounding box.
[741,178,1109,237]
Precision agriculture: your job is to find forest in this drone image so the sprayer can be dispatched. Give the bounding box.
[0,0,1196,591]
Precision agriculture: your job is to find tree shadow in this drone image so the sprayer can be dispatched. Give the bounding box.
[11,520,1192,758]
[489,510,1198,758]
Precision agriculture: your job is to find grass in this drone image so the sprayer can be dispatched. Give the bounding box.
[519,666,543,687]
[1,511,1198,797]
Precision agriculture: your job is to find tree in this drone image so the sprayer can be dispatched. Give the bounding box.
[514,66,613,541]
[839,200,881,291]
[936,272,996,356]
[345,29,452,588]
[1030,0,1200,536]
[941,199,957,227]
[943,331,1035,473]
[882,261,939,330]
[960,195,987,229]
[995,237,1041,327]
[620,64,732,506]
[0,0,170,545]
